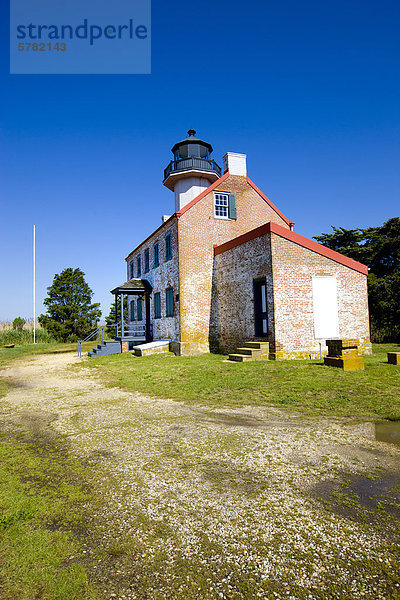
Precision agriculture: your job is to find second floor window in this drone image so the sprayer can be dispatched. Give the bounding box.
[137,256,141,277]
[144,249,150,273]
[154,292,161,319]
[129,260,133,279]
[214,192,237,220]
[154,242,159,267]
[165,233,172,261]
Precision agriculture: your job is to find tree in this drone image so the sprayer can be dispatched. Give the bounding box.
[314,217,400,342]
[13,317,25,331]
[38,268,101,342]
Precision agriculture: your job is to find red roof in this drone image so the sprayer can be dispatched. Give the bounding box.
[176,171,293,226]
[176,171,230,217]
[214,221,369,275]
[246,177,291,226]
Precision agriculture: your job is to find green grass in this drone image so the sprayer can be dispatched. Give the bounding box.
[0,427,100,600]
[82,343,400,420]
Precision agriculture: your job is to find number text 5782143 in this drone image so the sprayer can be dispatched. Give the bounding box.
[18,43,67,51]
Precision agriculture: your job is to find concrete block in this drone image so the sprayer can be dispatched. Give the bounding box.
[326,339,360,357]
[387,352,400,365]
[324,355,364,371]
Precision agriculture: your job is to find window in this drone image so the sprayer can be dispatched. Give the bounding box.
[165,233,172,261]
[137,297,143,321]
[130,300,135,321]
[166,288,174,317]
[129,260,133,279]
[144,249,150,273]
[136,256,141,277]
[154,292,161,319]
[214,192,237,220]
[153,242,159,267]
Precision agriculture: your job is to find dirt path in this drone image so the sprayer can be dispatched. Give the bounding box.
[1,352,399,600]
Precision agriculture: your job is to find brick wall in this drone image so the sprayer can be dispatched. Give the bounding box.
[213,230,370,358]
[270,234,371,358]
[177,174,290,353]
[213,234,274,353]
[125,218,180,342]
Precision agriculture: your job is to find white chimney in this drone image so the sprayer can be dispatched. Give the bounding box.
[223,152,247,176]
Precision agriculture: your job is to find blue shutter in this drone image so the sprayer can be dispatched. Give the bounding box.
[165,233,172,261]
[166,288,173,317]
[154,242,159,267]
[137,298,143,321]
[154,293,161,318]
[228,194,237,219]
[130,301,135,321]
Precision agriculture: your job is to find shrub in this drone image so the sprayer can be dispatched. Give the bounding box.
[0,328,56,346]
[12,317,26,331]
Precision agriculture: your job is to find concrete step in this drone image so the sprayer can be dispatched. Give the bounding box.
[228,353,253,362]
[236,347,262,356]
[88,341,121,357]
[244,341,270,353]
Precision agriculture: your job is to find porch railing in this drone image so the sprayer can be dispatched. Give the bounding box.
[77,322,119,358]
[78,322,153,358]
[116,322,147,339]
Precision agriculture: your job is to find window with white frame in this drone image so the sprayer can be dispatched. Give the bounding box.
[213,192,237,220]
[214,193,229,219]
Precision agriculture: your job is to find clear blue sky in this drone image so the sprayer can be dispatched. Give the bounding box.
[1,0,399,321]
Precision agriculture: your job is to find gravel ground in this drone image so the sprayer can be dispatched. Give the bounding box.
[1,352,399,600]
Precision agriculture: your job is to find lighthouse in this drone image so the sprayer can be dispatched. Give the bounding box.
[163,129,222,212]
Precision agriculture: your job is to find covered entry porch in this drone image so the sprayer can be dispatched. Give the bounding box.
[110,278,153,344]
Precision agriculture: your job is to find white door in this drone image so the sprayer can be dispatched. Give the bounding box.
[312,276,339,339]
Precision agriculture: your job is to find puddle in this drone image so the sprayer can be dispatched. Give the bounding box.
[344,420,400,447]
[375,421,400,446]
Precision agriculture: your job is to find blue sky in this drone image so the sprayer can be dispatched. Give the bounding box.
[0,0,399,321]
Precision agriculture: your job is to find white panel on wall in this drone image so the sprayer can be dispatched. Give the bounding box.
[312,276,339,339]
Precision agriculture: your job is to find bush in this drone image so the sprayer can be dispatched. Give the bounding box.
[13,317,26,331]
[0,328,56,346]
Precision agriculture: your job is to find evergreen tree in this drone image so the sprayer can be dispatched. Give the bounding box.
[314,217,400,342]
[38,268,101,342]
[12,317,26,331]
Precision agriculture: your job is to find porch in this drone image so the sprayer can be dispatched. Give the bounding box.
[110,278,153,343]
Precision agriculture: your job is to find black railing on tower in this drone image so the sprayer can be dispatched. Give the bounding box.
[164,157,221,181]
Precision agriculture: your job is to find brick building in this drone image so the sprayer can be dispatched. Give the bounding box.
[111,130,371,358]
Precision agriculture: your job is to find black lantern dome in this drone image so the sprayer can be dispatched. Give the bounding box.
[163,129,221,190]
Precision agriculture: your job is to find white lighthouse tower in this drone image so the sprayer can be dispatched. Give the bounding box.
[163,129,222,212]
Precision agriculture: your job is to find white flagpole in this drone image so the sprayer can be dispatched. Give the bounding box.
[33,225,36,344]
